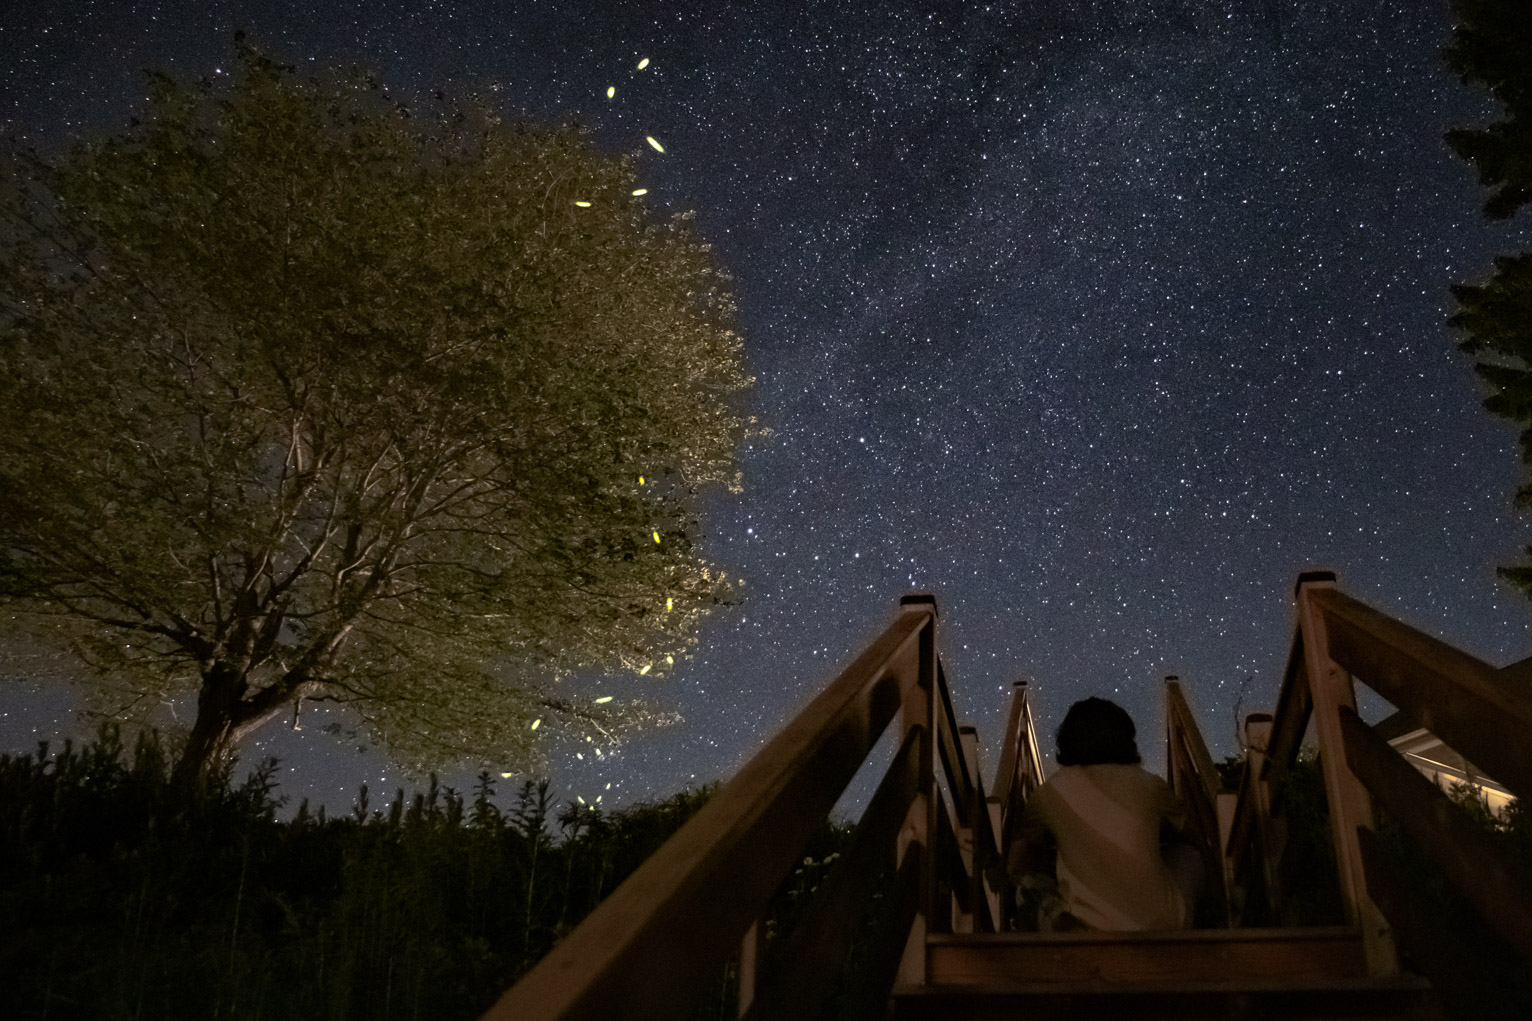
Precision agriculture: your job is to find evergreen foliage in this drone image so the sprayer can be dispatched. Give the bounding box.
[0,46,754,783]
[1445,1,1532,594]
[0,726,852,1021]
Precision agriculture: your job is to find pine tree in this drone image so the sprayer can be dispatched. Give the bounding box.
[1446,0,1532,594]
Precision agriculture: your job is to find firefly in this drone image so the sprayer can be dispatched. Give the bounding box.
[577,752,584,760]
[530,718,542,730]
[637,57,650,69]
[578,795,586,803]
[595,695,613,704]
[640,663,652,676]
[632,188,648,196]
[606,86,615,98]
[666,597,673,611]
[666,655,674,665]
[574,200,592,207]
[639,475,645,485]
[645,136,665,153]
[500,772,514,779]
[652,530,661,543]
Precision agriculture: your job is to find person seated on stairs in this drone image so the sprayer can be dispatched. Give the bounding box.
[1007,697,1205,931]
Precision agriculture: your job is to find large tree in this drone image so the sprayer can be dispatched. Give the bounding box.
[1446,0,1532,594]
[0,50,753,784]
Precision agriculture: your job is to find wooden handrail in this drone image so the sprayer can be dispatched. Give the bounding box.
[936,663,976,814]
[1261,633,1313,804]
[482,602,931,1021]
[1224,631,1309,865]
[1338,704,1532,962]
[1295,574,1395,974]
[1164,678,1232,920]
[1221,569,1532,1011]
[1223,628,1313,926]
[740,727,923,1021]
[990,682,1044,840]
[1312,586,1532,802]
[1166,679,1224,809]
[991,683,1028,810]
[483,593,1029,1019]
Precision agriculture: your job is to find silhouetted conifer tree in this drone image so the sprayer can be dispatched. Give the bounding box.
[1446,0,1532,594]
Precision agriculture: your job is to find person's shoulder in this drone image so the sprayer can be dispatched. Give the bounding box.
[1086,763,1174,794]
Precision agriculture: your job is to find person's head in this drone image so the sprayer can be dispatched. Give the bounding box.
[1055,697,1141,766]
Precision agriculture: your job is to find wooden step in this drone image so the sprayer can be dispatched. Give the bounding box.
[891,928,1431,1020]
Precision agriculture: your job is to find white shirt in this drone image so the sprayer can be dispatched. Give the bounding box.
[1023,763,1189,930]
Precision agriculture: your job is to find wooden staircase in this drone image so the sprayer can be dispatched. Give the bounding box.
[481,575,1532,1021]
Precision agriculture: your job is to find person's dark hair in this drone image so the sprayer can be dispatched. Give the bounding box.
[1055,697,1141,766]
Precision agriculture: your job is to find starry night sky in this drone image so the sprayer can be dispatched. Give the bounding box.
[2,0,1528,814]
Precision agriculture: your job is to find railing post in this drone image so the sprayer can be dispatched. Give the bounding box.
[895,594,937,986]
[1243,712,1281,923]
[1295,571,1396,976]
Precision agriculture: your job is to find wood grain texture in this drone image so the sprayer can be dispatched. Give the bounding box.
[481,607,930,1021]
[1315,586,1532,802]
[1339,704,1532,963]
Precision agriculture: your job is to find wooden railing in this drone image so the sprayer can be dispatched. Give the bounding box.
[1164,677,1233,922]
[987,679,1045,903]
[481,594,1034,1021]
[1222,571,1532,1017]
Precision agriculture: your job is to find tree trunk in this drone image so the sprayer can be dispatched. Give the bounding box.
[170,665,288,793]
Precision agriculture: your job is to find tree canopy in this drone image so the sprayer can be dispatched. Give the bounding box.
[0,49,753,782]
[1446,0,1532,594]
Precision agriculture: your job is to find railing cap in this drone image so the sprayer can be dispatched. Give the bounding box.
[899,592,938,617]
[1294,569,1337,597]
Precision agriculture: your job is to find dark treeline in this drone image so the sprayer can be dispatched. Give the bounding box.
[7,728,1530,1019]
[0,726,849,1021]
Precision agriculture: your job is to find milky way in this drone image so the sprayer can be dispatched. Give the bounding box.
[2,0,1527,813]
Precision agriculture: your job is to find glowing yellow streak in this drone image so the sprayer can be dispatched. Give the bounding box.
[645,136,665,153]
[652,530,661,543]
[631,188,648,196]
[639,663,652,675]
[665,655,674,665]
[638,475,645,485]
[530,718,542,730]
[606,86,615,98]
[574,200,592,207]
[576,752,584,760]
[500,771,514,779]
[594,695,613,704]
[637,57,650,69]
[577,794,586,803]
[665,597,673,611]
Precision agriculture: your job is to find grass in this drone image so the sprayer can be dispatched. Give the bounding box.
[0,725,852,1021]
